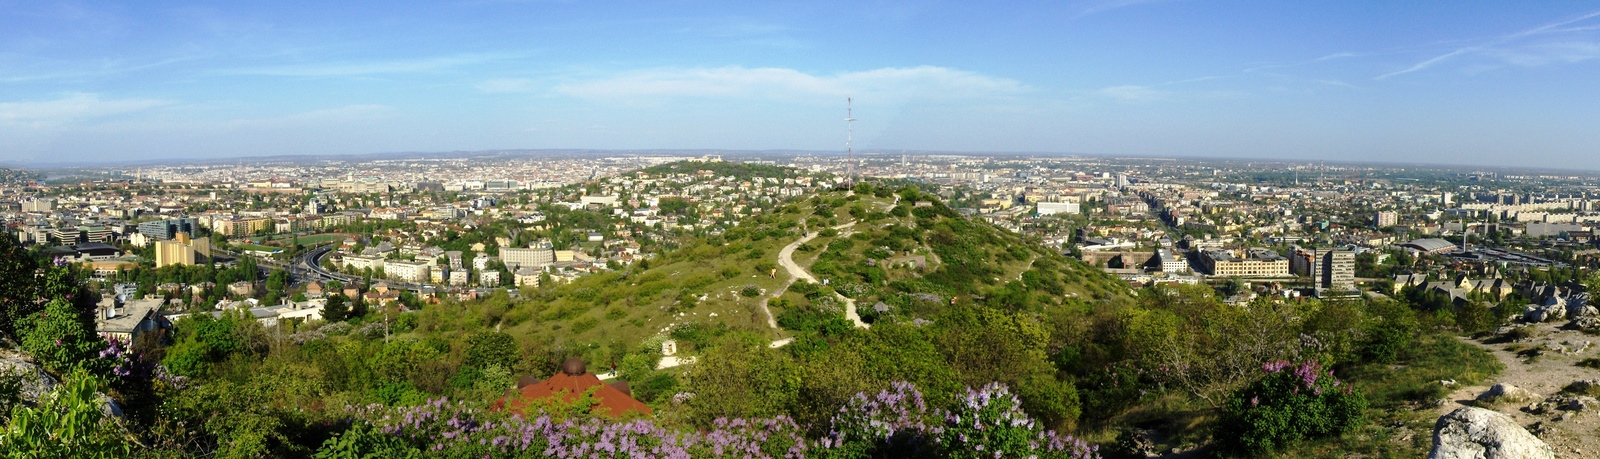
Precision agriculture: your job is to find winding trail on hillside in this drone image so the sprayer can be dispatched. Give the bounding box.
[766,220,869,330]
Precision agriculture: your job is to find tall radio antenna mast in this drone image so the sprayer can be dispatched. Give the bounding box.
[845,97,857,184]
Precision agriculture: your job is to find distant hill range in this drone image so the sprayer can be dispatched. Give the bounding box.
[6,148,1078,168]
[0,167,42,185]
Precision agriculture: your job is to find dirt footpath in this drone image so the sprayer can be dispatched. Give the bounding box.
[1441,323,1600,458]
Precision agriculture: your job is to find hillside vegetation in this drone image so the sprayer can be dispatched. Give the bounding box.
[0,168,1506,458]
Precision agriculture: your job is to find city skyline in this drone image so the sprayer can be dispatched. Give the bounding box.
[4,1,1600,170]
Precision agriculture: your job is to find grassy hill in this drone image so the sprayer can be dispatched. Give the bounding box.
[409,183,1130,367]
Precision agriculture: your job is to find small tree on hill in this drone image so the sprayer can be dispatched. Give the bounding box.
[323,295,349,323]
[349,294,368,320]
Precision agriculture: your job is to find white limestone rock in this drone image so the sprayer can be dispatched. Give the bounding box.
[1428,407,1554,459]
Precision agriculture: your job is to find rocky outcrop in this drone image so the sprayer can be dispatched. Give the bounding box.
[1567,301,1596,318]
[1572,316,1600,333]
[1476,383,1539,405]
[1429,407,1554,459]
[1524,302,1565,323]
[1568,293,1591,313]
[0,349,122,418]
[0,351,60,407]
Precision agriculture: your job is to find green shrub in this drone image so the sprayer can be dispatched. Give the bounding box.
[1578,358,1600,369]
[1363,301,1416,364]
[1562,381,1600,396]
[777,307,852,336]
[571,316,599,334]
[463,331,519,369]
[16,299,104,374]
[1216,361,1367,456]
[0,369,132,457]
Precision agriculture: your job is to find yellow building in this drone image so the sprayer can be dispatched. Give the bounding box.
[217,218,273,236]
[154,233,211,268]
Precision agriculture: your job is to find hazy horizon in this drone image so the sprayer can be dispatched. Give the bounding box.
[5,1,1600,170]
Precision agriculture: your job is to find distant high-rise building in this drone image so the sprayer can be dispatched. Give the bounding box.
[305,197,324,215]
[1315,250,1356,297]
[1375,211,1398,227]
[1115,174,1129,188]
[138,218,198,241]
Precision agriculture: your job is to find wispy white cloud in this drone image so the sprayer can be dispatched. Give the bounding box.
[1376,47,1477,80]
[1313,52,1360,62]
[1378,9,1600,79]
[218,53,516,77]
[0,54,214,84]
[271,104,395,123]
[0,93,170,125]
[1482,41,1600,67]
[1096,85,1165,102]
[552,65,1026,102]
[1313,79,1359,89]
[477,78,539,93]
[1073,0,1184,19]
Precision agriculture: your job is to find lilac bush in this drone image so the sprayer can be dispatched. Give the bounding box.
[97,334,148,379]
[1216,360,1367,456]
[324,397,809,458]
[319,382,1098,459]
[822,381,941,457]
[287,329,328,345]
[935,383,1098,459]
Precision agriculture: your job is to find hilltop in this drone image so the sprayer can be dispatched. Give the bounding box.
[410,180,1132,394]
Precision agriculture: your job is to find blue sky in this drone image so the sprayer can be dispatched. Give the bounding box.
[3,1,1600,170]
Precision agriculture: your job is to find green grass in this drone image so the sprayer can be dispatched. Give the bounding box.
[1287,333,1502,458]
[292,233,352,245]
[254,232,350,245]
[1349,334,1502,407]
[1561,381,1600,396]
